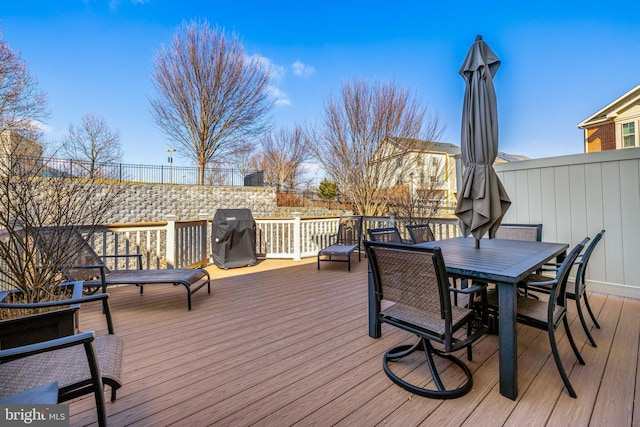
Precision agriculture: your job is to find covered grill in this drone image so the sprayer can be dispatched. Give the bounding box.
[211,209,257,269]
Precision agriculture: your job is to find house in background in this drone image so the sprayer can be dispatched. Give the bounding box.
[395,139,460,210]
[578,84,640,153]
[389,139,529,214]
[0,130,43,172]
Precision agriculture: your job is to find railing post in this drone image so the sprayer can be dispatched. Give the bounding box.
[165,214,178,269]
[389,213,396,227]
[198,210,212,263]
[293,212,301,261]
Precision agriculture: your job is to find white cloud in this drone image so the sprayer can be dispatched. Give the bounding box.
[35,121,54,135]
[291,61,315,78]
[249,54,286,82]
[268,86,291,107]
[247,55,291,107]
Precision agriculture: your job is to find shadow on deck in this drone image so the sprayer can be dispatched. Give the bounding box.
[70,255,639,426]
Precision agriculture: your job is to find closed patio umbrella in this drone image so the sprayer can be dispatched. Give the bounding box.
[455,35,511,247]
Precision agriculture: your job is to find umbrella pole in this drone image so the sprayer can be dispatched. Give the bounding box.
[475,238,480,249]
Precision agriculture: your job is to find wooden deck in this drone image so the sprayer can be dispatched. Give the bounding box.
[70,255,639,426]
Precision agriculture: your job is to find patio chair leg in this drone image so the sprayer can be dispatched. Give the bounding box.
[382,338,473,399]
[576,295,598,347]
[422,339,446,391]
[583,292,601,329]
[548,325,577,398]
[563,317,585,365]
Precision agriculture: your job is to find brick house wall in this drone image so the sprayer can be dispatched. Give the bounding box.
[586,122,616,152]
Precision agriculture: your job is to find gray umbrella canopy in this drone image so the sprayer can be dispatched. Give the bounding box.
[455,35,511,243]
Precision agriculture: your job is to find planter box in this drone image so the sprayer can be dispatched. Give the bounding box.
[0,281,83,350]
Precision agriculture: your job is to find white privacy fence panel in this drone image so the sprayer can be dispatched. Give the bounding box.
[495,148,640,298]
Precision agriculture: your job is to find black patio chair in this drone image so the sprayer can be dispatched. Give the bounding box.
[366,227,403,243]
[364,240,488,399]
[492,223,544,303]
[317,216,363,271]
[406,223,436,244]
[521,230,606,347]
[0,292,124,427]
[486,237,589,398]
[39,226,210,310]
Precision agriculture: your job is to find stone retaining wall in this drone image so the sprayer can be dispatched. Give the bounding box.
[107,183,278,223]
[104,183,347,223]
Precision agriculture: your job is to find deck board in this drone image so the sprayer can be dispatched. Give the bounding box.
[66,256,640,426]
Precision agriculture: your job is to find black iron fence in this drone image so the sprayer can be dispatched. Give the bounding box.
[0,154,264,187]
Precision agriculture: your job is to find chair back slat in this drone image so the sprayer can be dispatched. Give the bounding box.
[495,223,542,242]
[39,227,107,281]
[367,227,403,243]
[552,238,589,309]
[406,223,436,244]
[365,241,451,322]
[336,216,362,246]
[576,230,605,285]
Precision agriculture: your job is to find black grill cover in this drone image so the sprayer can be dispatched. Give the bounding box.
[212,209,257,268]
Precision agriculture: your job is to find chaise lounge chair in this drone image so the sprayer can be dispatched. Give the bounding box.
[317,216,363,271]
[40,226,211,310]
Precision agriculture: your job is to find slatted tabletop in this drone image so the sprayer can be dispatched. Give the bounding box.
[418,237,568,283]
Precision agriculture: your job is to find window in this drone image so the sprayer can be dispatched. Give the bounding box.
[622,122,636,147]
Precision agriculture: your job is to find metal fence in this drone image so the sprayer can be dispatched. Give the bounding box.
[0,154,265,187]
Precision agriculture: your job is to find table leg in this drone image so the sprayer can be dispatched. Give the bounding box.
[498,281,518,400]
[368,267,381,338]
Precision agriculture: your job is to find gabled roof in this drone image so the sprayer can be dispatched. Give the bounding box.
[389,137,461,155]
[578,84,640,128]
[495,152,530,163]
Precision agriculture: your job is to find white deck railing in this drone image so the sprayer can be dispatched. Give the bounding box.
[89,215,459,268]
[1,215,457,290]
[89,218,208,270]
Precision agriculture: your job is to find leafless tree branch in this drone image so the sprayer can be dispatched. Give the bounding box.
[59,113,123,179]
[0,28,49,142]
[253,126,309,191]
[150,20,273,184]
[307,78,445,216]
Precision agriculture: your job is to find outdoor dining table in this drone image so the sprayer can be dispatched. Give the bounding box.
[367,236,568,400]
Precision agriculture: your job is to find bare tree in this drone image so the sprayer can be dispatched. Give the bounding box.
[308,78,445,216]
[0,28,48,143]
[0,148,123,308]
[60,113,123,179]
[150,20,273,185]
[254,127,309,191]
[221,138,258,177]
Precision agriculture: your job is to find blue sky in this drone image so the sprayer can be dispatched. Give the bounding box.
[2,0,640,167]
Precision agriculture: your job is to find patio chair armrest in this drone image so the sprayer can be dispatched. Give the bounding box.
[0,291,108,309]
[62,263,105,269]
[450,281,487,294]
[102,254,142,260]
[0,331,95,363]
[521,278,557,288]
[102,254,143,269]
[0,292,115,335]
